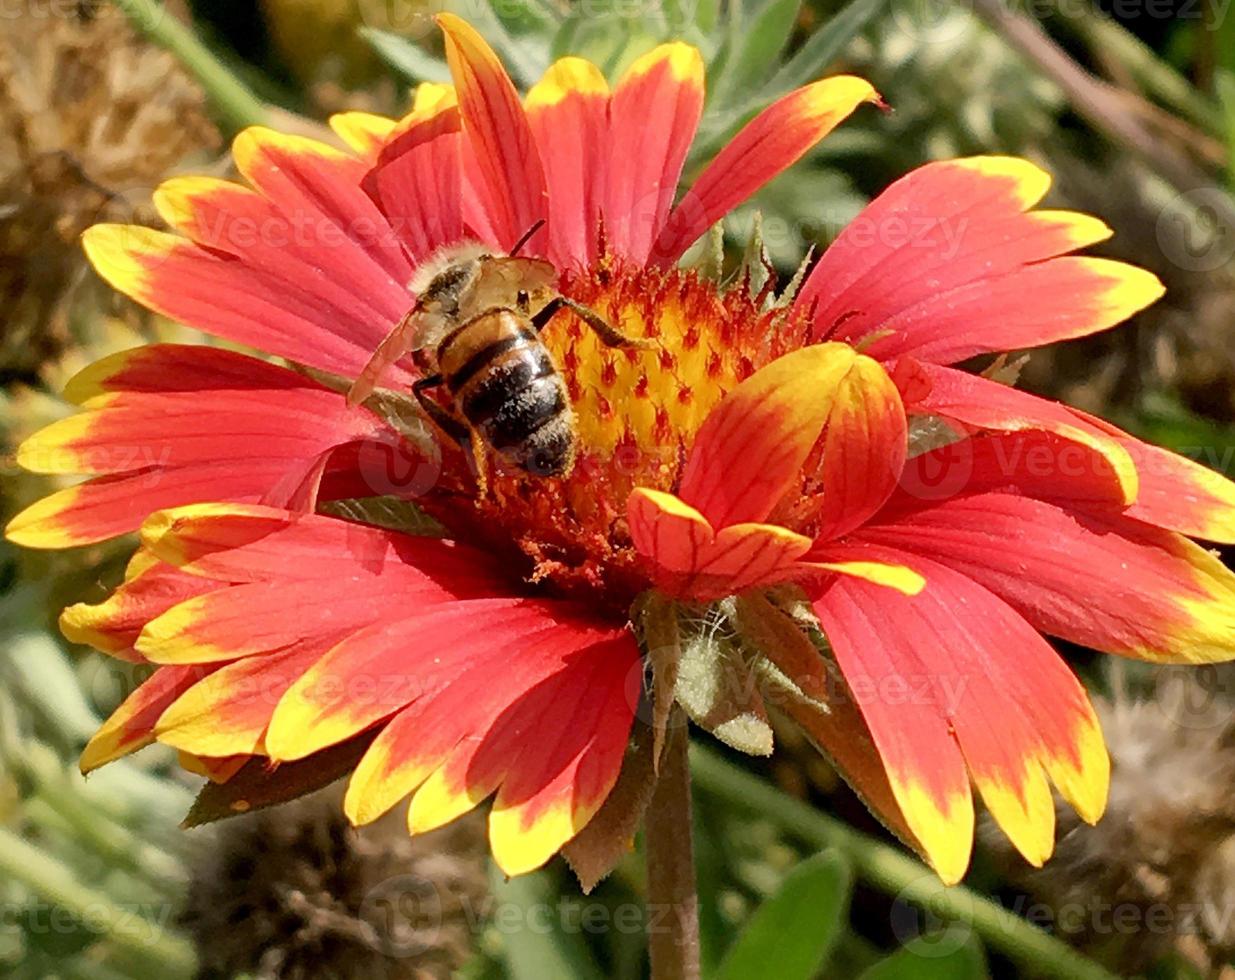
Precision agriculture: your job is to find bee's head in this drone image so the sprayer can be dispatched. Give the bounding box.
[409,242,492,315]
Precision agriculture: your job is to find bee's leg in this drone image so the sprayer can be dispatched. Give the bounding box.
[531,297,654,349]
[413,375,471,453]
[413,376,489,497]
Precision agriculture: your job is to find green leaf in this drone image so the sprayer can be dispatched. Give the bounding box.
[696,0,887,153]
[485,0,563,36]
[362,28,451,84]
[857,928,988,980]
[760,0,888,100]
[718,0,801,104]
[1218,70,1235,189]
[489,867,605,980]
[695,0,720,34]
[4,633,101,744]
[714,850,853,980]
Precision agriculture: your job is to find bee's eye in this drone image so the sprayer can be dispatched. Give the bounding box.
[517,289,530,308]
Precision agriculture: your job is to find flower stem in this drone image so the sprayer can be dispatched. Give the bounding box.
[111,0,268,132]
[645,712,701,980]
[689,745,1119,980]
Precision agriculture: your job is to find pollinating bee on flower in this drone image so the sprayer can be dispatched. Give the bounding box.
[7,6,1235,978]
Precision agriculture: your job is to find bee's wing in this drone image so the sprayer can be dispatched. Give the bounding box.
[471,257,557,308]
[347,307,436,407]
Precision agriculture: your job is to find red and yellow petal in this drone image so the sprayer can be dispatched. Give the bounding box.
[60,344,311,405]
[859,492,1235,663]
[678,343,878,527]
[900,361,1139,505]
[178,752,248,784]
[365,92,466,265]
[329,110,398,161]
[813,554,1108,875]
[810,354,908,541]
[137,504,505,592]
[136,578,443,664]
[265,598,558,760]
[437,13,548,253]
[526,57,611,270]
[811,578,975,883]
[1068,407,1235,543]
[893,430,1137,519]
[652,76,878,264]
[231,125,410,283]
[59,557,217,660]
[341,619,639,875]
[152,176,410,333]
[604,42,705,263]
[5,461,303,550]
[796,156,1163,362]
[153,641,333,758]
[80,664,220,773]
[627,488,814,600]
[6,347,391,548]
[81,225,402,381]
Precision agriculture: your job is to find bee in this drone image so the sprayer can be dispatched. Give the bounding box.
[348,224,644,478]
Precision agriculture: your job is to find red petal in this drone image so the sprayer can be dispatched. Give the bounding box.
[604,43,704,263]
[526,58,611,269]
[856,492,1235,663]
[80,664,220,772]
[813,550,1107,870]
[153,176,410,333]
[811,581,974,884]
[6,460,306,550]
[231,126,411,284]
[437,14,548,253]
[812,355,908,541]
[7,347,394,548]
[1067,407,1235,543]
[81,226,409,382]
[364,100,466,265]
[342,615,639,875]
[901,362,1138,504]
[59,344,312,402]
[626,489,814,601]
[60,558,218,660]
[138,504,505,590]
[894,430,1136,518]
[268,597,612,762]
[796,157,1162,361]
[652,76,877,264]
[154,641,333,758]
[137,577,460,664]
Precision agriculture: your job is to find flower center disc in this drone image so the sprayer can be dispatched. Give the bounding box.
[422,261,805,613]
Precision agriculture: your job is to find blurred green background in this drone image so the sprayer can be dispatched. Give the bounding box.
[2,0,1235,977]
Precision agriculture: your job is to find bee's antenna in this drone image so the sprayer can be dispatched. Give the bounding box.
[509,219,546,257]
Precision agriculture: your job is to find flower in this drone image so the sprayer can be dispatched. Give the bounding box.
[629,163,1235,881]
[7,15,1235,886]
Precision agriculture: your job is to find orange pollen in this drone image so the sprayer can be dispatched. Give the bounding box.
[422,261,808,613]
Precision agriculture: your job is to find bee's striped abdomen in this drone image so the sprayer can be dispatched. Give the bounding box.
[436,310,575,476]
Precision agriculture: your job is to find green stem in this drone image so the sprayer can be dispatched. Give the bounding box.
[0,825,197,978]
[689,746,1118,980]
[111,0,268,132]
